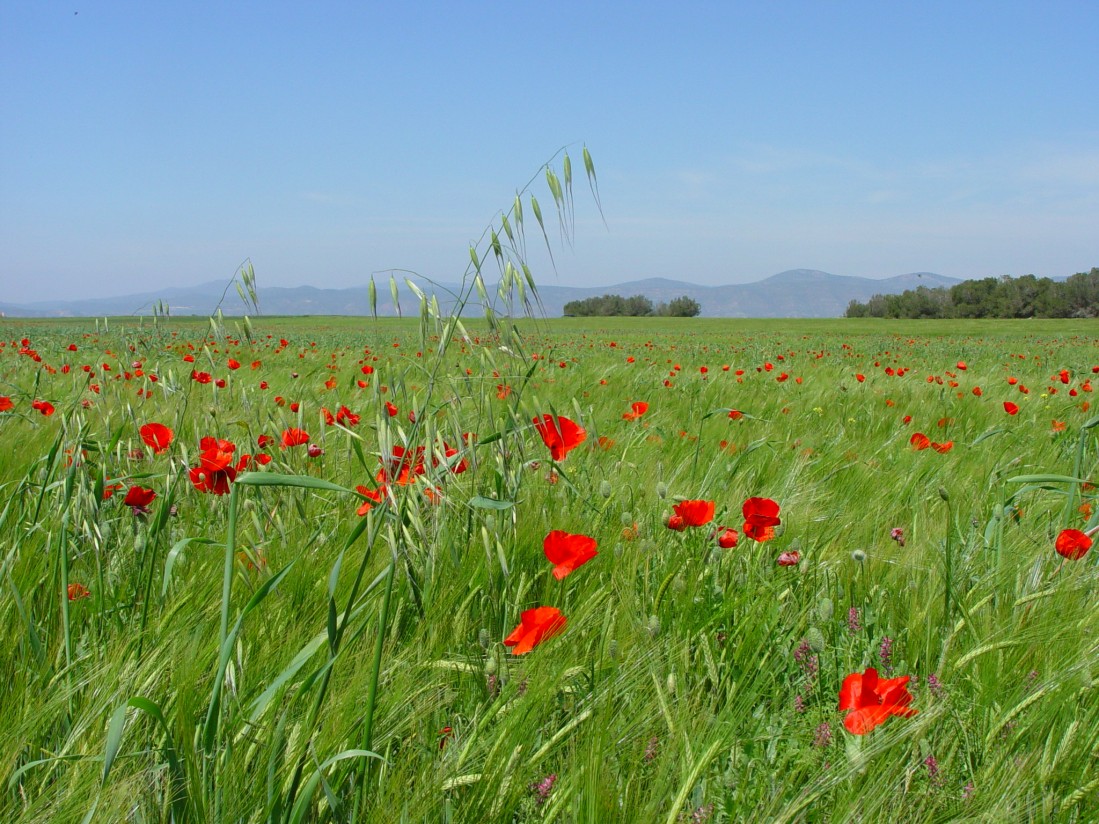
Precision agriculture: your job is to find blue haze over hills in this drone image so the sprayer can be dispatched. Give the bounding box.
[0,270,964,319]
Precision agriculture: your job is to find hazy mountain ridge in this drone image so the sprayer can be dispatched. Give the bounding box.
[0,269,964,319]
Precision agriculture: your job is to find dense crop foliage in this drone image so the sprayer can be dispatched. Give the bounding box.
[1,312,1097,822]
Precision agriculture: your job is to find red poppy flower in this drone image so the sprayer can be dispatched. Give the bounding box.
[281,428,310,448]
[32,399,55,416]
[227,358,241,370]
[189,465,237,495]
[673,499,715,527]
[910,432,931,450]
[1055,528,1093,560]
[336,405,360,426]
[0,396,13,412]
[355,484,387,516]
[503,606,567,655]
[777,550,800,566]
[378,444,426,485]
[191,370,212,384]
[436,441,469,474]
[257,434,274,448]
[743,497,781,542]
[716,527,739,548]
[123,486,157,508]
[1004,401,1019,415]
[139,422,174,454]
[199,437,236,470]
[622,401,649,421]
[190,436,241,495]
[385,401,398,417]
[321,407,336,426]
[543,530,598,580]
[931,440,953,453]
[665,513,686,531]
[67,582,91,601]
[533,414,587,461]
[838,667,918,734]
[728,410,743,420]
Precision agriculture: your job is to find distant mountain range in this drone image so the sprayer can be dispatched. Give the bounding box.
[0,269,964,319]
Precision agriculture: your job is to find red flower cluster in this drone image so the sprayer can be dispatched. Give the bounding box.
[622,401,649,421]
[189,437,249,495]
[910,433,953,453]
[322,405,361,427]
[666,499,715,531]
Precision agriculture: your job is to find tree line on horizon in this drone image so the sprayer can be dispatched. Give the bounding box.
[562,293,702,317]
[845,268,1099,319]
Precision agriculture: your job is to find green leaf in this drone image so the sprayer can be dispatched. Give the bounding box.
[163,537,219,596]
[235,472,353,494]
[101,703,128,785]
[469,495,515,511]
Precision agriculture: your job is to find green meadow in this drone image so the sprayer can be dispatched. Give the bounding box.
[1,314,1097,822]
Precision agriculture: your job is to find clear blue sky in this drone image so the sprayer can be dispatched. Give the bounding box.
[2,1,1097,303]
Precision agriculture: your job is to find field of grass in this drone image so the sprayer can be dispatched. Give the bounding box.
[1,312,1097,822]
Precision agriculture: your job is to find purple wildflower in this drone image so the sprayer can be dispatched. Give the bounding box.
[927,673,944,698]
[530,773,557,806]
[878,636,894,674]
[847,607,862,635]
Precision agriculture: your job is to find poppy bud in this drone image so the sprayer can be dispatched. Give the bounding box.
[851,549,867,563]
[647,615,661,638]
[817,597,834,623]
[619,511,634,527]
[307,443,324,458]
[478,628,491,649]
[655,482,668,499]
[599,480,613,499]
[664,513,686,531]
[806,626,826,653]
[939,487,950,502]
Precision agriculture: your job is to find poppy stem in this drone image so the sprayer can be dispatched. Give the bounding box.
[359,560,396,794]
[942,494,953,626]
